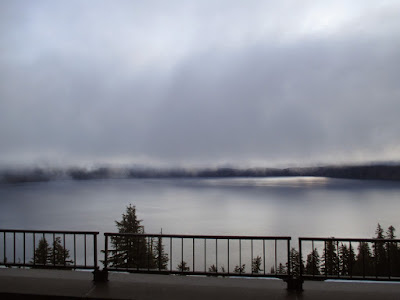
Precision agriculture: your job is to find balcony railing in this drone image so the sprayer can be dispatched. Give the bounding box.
[299,237,400,281]
[0,229,99,270]
[104,233,292,278]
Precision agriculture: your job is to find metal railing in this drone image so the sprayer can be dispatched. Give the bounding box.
[299,237,400,281]
[0,229,99,270]
[104,233,291,278]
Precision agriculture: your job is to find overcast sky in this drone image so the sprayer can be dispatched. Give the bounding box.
[1,0,400,168]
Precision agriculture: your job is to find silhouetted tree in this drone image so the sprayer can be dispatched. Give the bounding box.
[321,240,338,275]
[51,237,71,266]
[305,248,320,275]
[277,263,286,274]
[106,204,154,269]
[208,264,217,273]
[339,243,356,276]
[234,264,246,273]
[354,242,374,276]
[177,260,190,272]
[153,232,168,270]
[252,256,262,274]
[32,238,51,266]
[32,237,72,267]
[373,223,387,276]
[386,225,400,276]
[288,248,303,276]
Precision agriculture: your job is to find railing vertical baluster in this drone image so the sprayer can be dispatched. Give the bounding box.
[251,239,253,274]
[53,233,56,266]
[387,241,391,279]
[13,232,16,264]
[227,239,230,274]
[274,239,277,274]
[94,233,98,269]
[337,240,340,277]
[204,239,206,272]
[3,232,6,264]
[349,241,353,278]
[181,237,183,273]
[23,232,26,265]
[104,235,108,269]
[147,237,150,271]
[311,240,315,277]
[324,241,327,278]
[74,234,76,268]
[362,242,365,279]
[239,239,242,274]
[63,233,66,266]
[84,234,87,268]
[192,238,195,272]
[33,233,35,266]
[263,239,265,275]
[287,239,291,277]
[215,238,217,273]
[375,241,378,279]
[170,237,172,271]
[299,239,303,278]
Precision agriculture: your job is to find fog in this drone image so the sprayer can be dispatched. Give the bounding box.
[1,1,400,168]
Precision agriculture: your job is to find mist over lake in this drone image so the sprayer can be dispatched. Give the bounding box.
[1,177,399,240]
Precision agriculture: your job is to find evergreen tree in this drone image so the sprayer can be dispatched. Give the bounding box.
[386,225,400,276]
[251,256,262,274]
[153,232,168,270]
[50,237,72,266]
[339,243,355,276]
[277,263,286,274]
[107,204,154,269]
[177,260,190,272]
[32,238,51,266]
[305,248,320,275]
[287,248,303,276]
[354,242,374,276]
[234,264,246,273]
[321,240,339,275]
[373,223,387,276]
[208,264,217,273]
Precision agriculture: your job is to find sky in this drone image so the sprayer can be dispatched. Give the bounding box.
[1,0,400,168]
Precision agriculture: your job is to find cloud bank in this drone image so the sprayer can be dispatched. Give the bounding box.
[1,0,400,167]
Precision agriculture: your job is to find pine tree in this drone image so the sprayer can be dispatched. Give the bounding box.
[321,240,339,275]
[277,263,286,274]
[305,248,320,275]
[177,260,190,272]
[153,232,168,270]
[354,242,374,276]
[51,237,72,266]
[288,248,303,276]
[32,238,51,266]
[386,225,400,276]
[339,243,355,276]
[373,223,387,276]
[234,264,246,273]
[251,256,262,274]
[107,204,154,269]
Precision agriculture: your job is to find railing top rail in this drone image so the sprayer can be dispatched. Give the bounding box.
[0,229,99,235]
[105,232,291,240]
[299,237,400,242]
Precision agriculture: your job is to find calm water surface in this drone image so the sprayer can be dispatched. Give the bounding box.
[1,177,399,239]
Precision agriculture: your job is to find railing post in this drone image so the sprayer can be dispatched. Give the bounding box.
[93,234,108,283]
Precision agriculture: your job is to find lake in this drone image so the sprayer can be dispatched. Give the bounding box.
[1,176,399,240]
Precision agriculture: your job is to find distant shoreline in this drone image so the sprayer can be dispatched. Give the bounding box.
[1,164,400,184]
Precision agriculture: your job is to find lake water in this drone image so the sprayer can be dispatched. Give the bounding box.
[1,176,399,240]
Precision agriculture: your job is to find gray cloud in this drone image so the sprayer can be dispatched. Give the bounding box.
[1,0,400,167]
